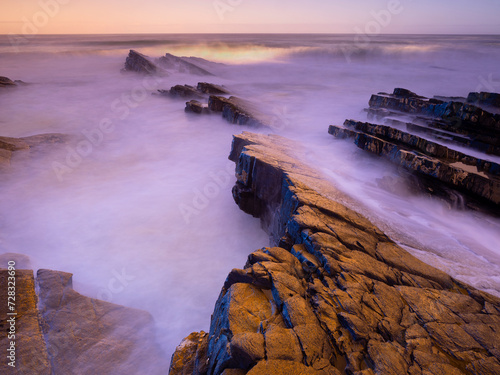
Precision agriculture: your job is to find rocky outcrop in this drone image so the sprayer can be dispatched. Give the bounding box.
[197,83,230,95]
[0,260,168,374]
[158,53,214,76]
[330,88,500,212]
[160,85,205,99]
[367,88,500,156]
[0,133,69,170]
[157,81,269,127]
[0,76,17,87]
[169,132,500,375]
[185,100,209,114]
[123,50,161,75]
[123,50,215,76]
[329,120,500,207]
[207,96,268,127]
[466,92,500,110]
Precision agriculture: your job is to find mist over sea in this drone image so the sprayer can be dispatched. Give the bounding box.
[1,33,500,363]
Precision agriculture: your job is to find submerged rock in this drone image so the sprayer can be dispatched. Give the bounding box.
[169,132,500,374]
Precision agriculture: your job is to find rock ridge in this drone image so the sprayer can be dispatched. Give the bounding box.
[169,132,500,375]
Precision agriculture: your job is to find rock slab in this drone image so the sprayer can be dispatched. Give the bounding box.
[170,132,500,375]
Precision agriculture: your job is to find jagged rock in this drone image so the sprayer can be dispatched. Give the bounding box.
[162,84,204,99]
[0,76,17,87]
[467,92,500,109]
[169,331,208,375]
[367,88,500,155]
[197,82,229,95]
[329,121,500,207]
[208,96,268,126]
[169,132,500,374]
[185,100,209,114]
[158,53,214,76]
[123,49,161,75]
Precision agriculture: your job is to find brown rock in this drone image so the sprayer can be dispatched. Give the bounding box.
[0,270,51,374]
[367,340,409,375]
[264,325,303,362]
[37,269,168,375]
[169,331,208,375]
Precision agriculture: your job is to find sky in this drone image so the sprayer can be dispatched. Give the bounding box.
[1,0,500,35]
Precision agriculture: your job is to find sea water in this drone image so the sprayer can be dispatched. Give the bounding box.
[1,33,499,364]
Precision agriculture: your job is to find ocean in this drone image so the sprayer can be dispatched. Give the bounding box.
[1,33,500,364]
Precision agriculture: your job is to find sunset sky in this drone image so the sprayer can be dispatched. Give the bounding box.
[1,0,500,35]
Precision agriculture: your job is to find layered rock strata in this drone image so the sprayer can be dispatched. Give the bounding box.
[169,132,500,375]
[330,89,500,211]
[0,264,167,374]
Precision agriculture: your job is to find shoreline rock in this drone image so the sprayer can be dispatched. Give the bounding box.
[0,260,168,374]
[330,88,500,213]
[169,132,500,375]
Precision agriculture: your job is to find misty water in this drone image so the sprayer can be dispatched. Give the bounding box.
[1,34,500,364]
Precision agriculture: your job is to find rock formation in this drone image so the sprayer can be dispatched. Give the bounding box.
[123,50,161,75]
[169,132,500,375]
[329,89,500,212]
[0,133,69,170]
[158,53,214,76]
[0,259,168,374]
[123,50,215,76]
[0,76,17,87]
[156,81,269,127]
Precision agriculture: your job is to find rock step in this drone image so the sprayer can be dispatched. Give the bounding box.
[342,120,500,177]
[368,88,500,153]
[169,132,500,375]
[329,124,500,206]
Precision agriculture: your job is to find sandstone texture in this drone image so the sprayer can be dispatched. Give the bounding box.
[170,132,500,375]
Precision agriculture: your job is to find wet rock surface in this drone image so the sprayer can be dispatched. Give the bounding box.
[329,88,500,212]
[0,263,168,375]
[170,132,500,375]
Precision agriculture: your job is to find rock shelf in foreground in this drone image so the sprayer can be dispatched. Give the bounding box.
[0,261,167,374]
[170,132,500,375]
